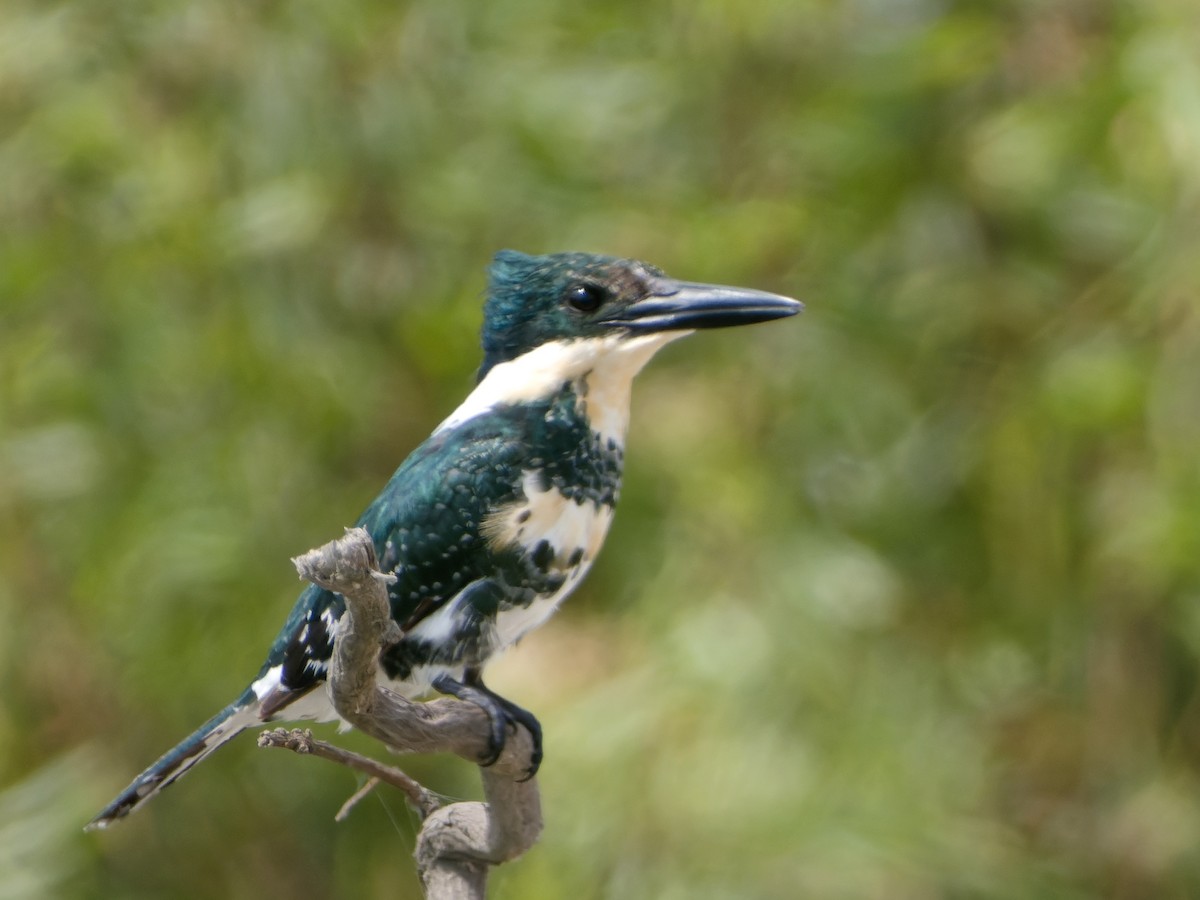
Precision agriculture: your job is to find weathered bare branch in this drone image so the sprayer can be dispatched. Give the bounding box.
[274,527,543,899]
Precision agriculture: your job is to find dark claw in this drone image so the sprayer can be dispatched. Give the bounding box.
[432,673,543,779]
[496,698,542,781]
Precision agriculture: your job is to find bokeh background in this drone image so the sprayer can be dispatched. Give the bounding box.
[3,0,1199,897]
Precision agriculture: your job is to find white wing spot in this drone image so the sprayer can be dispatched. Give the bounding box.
[251,664,283,701]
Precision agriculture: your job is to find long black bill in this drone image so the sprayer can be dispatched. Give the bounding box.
[608,279,802,332]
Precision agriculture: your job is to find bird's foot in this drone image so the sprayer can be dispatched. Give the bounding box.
[431,673,543,780]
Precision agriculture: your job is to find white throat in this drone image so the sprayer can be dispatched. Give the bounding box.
[435,332,687,445]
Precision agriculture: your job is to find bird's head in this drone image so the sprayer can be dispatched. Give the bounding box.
[477,250,801,380]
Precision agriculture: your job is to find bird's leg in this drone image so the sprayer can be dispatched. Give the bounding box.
[432,668,543,780]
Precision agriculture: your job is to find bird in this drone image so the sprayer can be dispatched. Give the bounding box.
[87,249,801,829]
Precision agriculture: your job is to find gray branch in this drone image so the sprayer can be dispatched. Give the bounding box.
[270,527,542,899]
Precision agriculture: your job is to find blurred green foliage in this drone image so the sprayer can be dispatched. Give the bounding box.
[3,0,1199,897]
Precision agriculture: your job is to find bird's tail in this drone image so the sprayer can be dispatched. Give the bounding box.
[86,689,261,830]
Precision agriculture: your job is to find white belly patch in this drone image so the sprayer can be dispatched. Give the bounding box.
[482,469,615,647]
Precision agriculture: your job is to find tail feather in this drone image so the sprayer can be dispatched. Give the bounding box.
[86,692,260,830]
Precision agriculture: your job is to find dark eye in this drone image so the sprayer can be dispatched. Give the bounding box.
[565,283,606,312]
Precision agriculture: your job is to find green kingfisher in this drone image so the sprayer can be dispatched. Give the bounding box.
[88,250,800,828]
